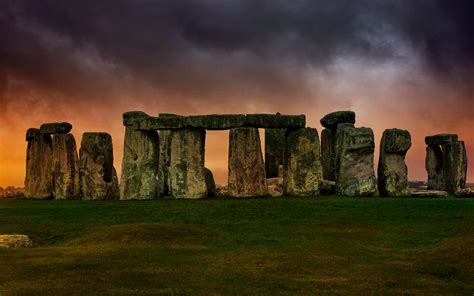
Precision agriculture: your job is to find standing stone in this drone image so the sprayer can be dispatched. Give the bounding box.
[443,141,467,194]
[158,130,173,196]
[79,133,119,200]
[284,128,322,196]
[169,129,207,199]
[265,128,287,178]
[336,126,377,196]
[51,133,80,199]
[321,128,335,181]
[426,145,445,191]
[204,168,217,197]
[120,112,160,200]
[228,127,268,197]
[25,129,53,199]
[377,129,411,197]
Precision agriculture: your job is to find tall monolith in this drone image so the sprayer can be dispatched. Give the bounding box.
[24,128,53,199]
[51,133,80,199]
[265,128,286,178]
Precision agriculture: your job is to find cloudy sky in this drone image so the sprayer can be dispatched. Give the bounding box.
[0,0,473,186]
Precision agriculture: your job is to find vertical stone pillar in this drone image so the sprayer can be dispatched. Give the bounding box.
[120,111,160,200]
[24,128,53,199]
[377,129,411,196]
[264,128,286,178]
[443,141,467,194]
[169,129,207,199]
[158,130,173,196]
[284,128,322,196]
[79,132,119,200]
[51,133,80,199]
[336,126,377,196]
[426,145,445,190]
[228,127,268,197]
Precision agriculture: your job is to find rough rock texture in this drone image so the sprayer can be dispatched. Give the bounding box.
[25,130,53,199]
[216,185,228,198]
[79,133,119,200]
[204,168,216,197]
[455,188,474,197]
[158,130,173,196]
[321,128,335,181]
[410,190,449,198]
[320,111,355,130]
[26,128,40,141]
[319,180,336,195]
[120,127,160,200]
[51,133,80,199]
[378,129,411,197]
[267,177,283,197]
[425,134,458,146]
[39,122,72,134]
[228,127,268,197]
[426,145,445,191]
[123,111,150,126]
[443,141,467,194]
[169,129,207,199]
[265,128,287,178]
[284,128,322,196]
[336,126,377,196]
[0,235,34,248]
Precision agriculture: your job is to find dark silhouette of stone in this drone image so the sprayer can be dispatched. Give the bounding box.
[426,145,445,191]
[443,141,467,194]
[51,133,80,199]
[321,128,335,181]
[228,127,267,197]
[39,122,72,134]
[378,129,411,197]
[169,129,207,199]
[79,133,119,200]
[265,128,286,178]
[122,111,150,126]
[25,130,53,199]
[336,126,377,196]
[425,134,458,146]
[204,168,216,197]
[320,111,355,130]
[158,130,173,196]
[284,128,322,196]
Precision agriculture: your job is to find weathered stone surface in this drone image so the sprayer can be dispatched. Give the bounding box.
[378,129,411,197]
[26,128,40,141]
[425,134,458,146]
[321,128,335,181]
[25,133,53,199]
[426,145,445,191]
[320,111,355,130]
[204,168,216,197]
[265,128,286,178]
[0,235,34,248]
[455,188,474,197]
[410,190,449,198]
[51,133,80,199]
[169,129,207,199]
[123,111,150,126]
[228,127,268,197]
[120,127,160,200]
[267,177,283,197]
[336,126,377,196]
[284,128,322,196]
[135,114,305,130]
[158,130,173,196]
[79,133,119,200]
[39,122,72,134]
[443,141,467,194]
[319,180,336,195]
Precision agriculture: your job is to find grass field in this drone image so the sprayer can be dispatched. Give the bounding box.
[0,196,473,295]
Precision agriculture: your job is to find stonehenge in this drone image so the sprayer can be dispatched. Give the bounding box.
[24,111,471,200]
[425,134,467,194]
[378,129,411,196]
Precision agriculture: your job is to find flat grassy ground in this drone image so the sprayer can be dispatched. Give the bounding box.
[0,197,473,295]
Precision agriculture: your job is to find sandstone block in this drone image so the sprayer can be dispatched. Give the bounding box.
[51,133,80,199]
[442,141,467,194]
[320,111,355,130]
[321,128,335,181]
[265,128,286,178]
[425,134,458,146]
[123,111,151,126]
[158,130,174,196]
[39,122,72,134]
[25,133,53,199]
[426,145,445,191]
[204,168,217,197]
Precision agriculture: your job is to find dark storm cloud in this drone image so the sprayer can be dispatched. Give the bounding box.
[0,0,472,99]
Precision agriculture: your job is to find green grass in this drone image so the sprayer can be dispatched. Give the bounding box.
[0,196,473,295]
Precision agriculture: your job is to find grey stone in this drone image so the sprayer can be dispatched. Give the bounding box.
[169,129,207,199]
[185,114,246,130]
[443,141,467,194]
[51,133,80,199]
[284,128,322,196]
[455,188,474,198]
[426,145,445,191]
[39,122,72,134]
[410,190,449,198]
[120,127,160,200]
[425,134,458,146]
[204,168,216,197]
[320,111,355,130]
[265,128,286,178]
[158,130,174,196]
[336,126,377,196]
[267,177,283,197]
[0,235,34,248]
[25,128,40,141]
[25,132,53,199]
[123,111,150,126]
[378,129,411,197]
[79,133,119,200]
[228,127,268,197]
